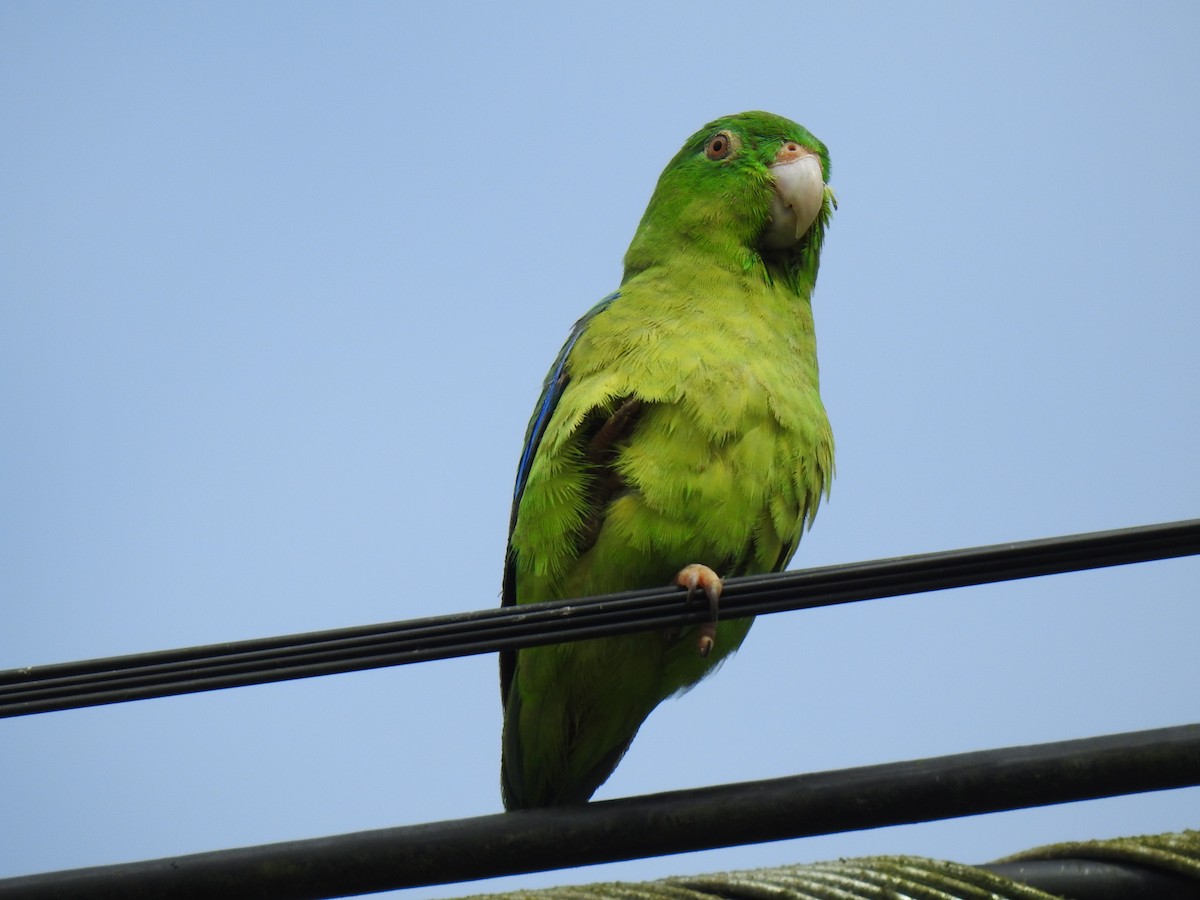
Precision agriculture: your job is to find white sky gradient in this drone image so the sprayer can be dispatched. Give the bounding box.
[2,3,1198,896]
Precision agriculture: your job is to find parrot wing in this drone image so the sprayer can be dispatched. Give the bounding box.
[500,290,620,702]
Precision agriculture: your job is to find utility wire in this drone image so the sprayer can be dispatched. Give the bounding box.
[0,723,1196,900]
[2,518,1198,717]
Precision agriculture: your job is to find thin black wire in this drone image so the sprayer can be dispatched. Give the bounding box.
[2,518,1198,717]
[0,722,1196,900]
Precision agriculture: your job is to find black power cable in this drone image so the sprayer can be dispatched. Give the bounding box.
[983,859,1198,900]
[0,723,1196,900]
[2,518,1198,717]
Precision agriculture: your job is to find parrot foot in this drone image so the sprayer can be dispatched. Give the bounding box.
[674,563,723,657]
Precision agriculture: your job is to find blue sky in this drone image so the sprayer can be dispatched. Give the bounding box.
[2,2,1198,896]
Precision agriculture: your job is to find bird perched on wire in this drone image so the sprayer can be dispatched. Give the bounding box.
[500,111,837,810]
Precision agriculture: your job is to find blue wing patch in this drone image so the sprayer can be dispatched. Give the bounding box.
[508,291,619,531]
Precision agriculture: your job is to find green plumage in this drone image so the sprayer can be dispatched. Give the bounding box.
[501,111,836,809]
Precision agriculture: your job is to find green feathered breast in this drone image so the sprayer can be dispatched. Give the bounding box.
[501,111,836,809]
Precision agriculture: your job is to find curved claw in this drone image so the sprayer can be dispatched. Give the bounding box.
[674,563,723,657]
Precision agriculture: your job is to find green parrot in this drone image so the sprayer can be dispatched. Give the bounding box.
[500,111,836,810]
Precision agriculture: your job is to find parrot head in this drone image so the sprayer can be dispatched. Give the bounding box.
[623,111,834,293]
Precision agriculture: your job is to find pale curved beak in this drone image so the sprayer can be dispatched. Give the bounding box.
[762,148,825,250]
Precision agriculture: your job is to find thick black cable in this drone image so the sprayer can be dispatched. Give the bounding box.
[982,859,1199,899]
[2,518,1198,717]
[0,723,1196,900]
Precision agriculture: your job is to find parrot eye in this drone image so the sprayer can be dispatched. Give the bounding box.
[704,131,737,161]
